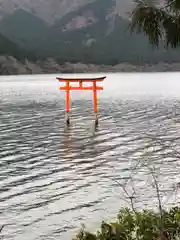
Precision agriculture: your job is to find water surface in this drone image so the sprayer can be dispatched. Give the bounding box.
[1,73,180,240]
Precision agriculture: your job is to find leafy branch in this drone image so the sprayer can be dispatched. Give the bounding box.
[130,0,180,48]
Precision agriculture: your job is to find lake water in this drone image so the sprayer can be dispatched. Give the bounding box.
[1,72,180,240]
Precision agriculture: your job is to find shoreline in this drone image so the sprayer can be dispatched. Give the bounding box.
[1,56,180,75]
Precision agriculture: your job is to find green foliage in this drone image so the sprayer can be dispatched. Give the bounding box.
[74,225,97,240]
[73,207,180,240]
[130,0,180,48]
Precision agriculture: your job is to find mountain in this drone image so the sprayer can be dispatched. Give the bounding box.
[0,0,132,23]
[0,32,20,56]
[0,0,93,23]
[0,9,49,50]
[0,0,180,66]
[0,32,34,60]
[43,0,180,65]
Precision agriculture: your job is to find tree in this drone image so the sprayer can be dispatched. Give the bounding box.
[130,0,180,48]
[73,207,180,240]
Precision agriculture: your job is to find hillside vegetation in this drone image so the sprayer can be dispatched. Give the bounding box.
[0,32,40,62]
[1,0,180,65]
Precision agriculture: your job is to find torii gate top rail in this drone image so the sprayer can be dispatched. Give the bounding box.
[57,76,105,81]
[57,76,105,125]
[57,77,105,90]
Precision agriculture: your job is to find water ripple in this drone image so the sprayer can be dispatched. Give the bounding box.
[1,77,180,240]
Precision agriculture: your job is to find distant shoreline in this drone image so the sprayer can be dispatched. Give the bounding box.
[1,56,180,75]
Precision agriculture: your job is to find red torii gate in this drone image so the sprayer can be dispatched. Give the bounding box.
[57,76,105,125]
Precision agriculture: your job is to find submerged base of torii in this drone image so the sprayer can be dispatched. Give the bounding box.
[57,76,105,126]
